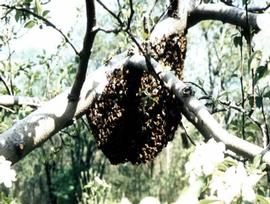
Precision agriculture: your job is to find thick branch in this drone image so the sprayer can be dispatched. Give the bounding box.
[68,0,97,101]
[189,3,263,30]
[124,55,270,165]
[0,54,127,164]
[0,95,43,107]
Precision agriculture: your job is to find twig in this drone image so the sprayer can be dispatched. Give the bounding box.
[202,30,214,95]
[96,0,124,27]
[179,121,195,147]
[80,117,91,132]
[96,0,164,84]
[68,0,97,101]
[218,99,268,142]
[96,27,121,34]
[147,0,159,17]
[186,81,208,96]
[0,105,15,113]
[220,0,270,13]
[239,36,246,140]
[143,0,159,35]
[41,0,51,5]
[126,0,134,31]
[247,4,270,13]
[0,4,79,55]
[261,94,270,147]
[0,75,12,95]
[0,95,43,107]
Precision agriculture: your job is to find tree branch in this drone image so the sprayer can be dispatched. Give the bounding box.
[188,3,269,30]
[124,55,270,165]
[96,0,124,27]
[0,95,43,107]
[0,75,12,96]
[1,53,270,165]
[0,4,79,55]
[1,1,270,166]
[68,0,97,101]
[247,4,270,13]
[0,54,127,164]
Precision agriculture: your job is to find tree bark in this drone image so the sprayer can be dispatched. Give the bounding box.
[0,56,126,164]
[0,95,43,107]
[189,3,270,30]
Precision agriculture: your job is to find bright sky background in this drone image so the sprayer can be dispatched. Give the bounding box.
[11,0,84,53]
[1,0,269,75]
[8,0,269,55]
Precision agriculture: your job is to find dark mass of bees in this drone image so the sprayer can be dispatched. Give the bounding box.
[150,32,187,79]
[86,32,187,164]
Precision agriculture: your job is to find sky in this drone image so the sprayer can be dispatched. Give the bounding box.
[1,0,269,71]
[10,0,83,53]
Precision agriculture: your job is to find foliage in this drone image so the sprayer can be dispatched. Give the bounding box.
[0,0,270,204]
[176,139,270,204]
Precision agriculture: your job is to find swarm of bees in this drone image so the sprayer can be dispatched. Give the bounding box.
[86,32,187,164]
[150,32,187,79]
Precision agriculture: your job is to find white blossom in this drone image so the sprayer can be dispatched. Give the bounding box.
[139,197,160,204]
[185,139,225,181]
[209,163,262,203]
[254,14,270,63]
[0,156,16,188]
[120,197,132,204]
[94,176,111,188]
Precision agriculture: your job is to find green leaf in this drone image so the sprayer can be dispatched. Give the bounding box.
[42,10,50,17]
[34,0,42,15]
[24,20,36,28]
[259,163,267,171]
[242,0,251,5]
[254,65,267,85]
[15,10,22,22]
[252,154,262,169]
[223,157,238,167]
[248,50,262,73]
[248,96,263,108]
[263,90,270,99]
[217,163,228,172]
[233,36,242,47]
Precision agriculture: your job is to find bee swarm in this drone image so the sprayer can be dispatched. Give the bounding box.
[86,32,187,164]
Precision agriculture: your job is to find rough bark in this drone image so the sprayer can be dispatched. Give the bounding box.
[189,3,270,30]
